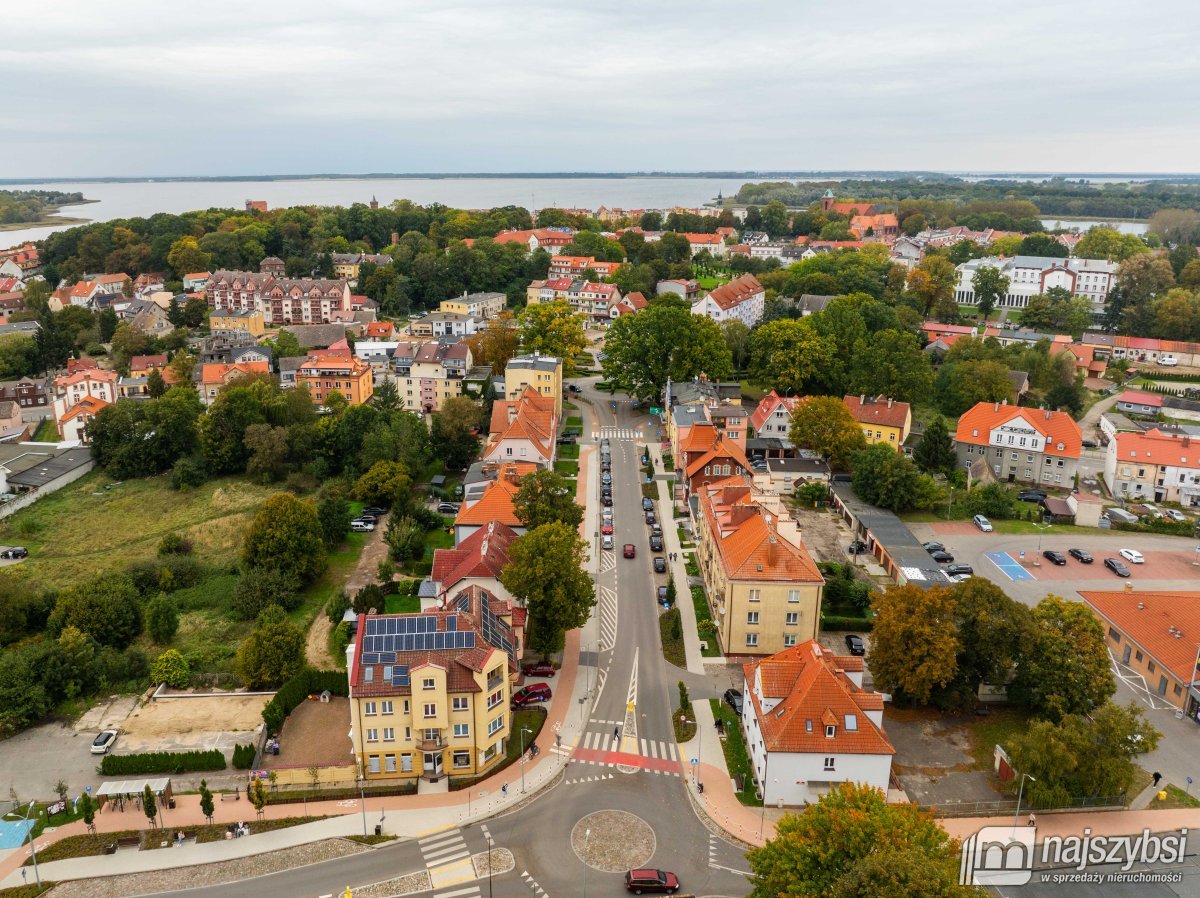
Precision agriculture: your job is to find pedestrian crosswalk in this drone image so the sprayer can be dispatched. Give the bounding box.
[419,828,470,868]
[591,427,640,440]
[433,887,480,898]
[577,728,680,761]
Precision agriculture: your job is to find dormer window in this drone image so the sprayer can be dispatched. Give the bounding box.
[845,714,858,731]
[825,724,836,738]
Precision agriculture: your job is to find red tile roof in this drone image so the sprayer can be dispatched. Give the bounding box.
[199,361,270,384]
[1081,590,1200,685]
[1115,390,1164,408]
[60,396,110,422]
[698,482,823,583]
[703,274,763,311]
[742,641,894,755]
[431,521,519,592]
[454,467,524,528]
[749,391,802,433]
[843,395,911,429]
[954,402,1082,458]
[1111,429,1200,468]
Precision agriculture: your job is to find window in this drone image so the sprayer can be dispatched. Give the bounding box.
[423,677,436,690]
[1158,676,1168,697]
[488,715,503,736]
[747,611,759,625]
[487,690,503,710]
[823,757,835,771]
[366,728,379,742]
[788,589,800,603]
[785,612,799,626]
[783,635,796,647]
[1148,661,1156,674]
[1135,650,1143,662]
[749,589,760,603]
[745,633,758,647]
[423,703,437,718]
[364,702,377,716]
[383,728,395,742]
[364,667,374,683]
[401,754,413,772]
[381,701,393,715]
[403,700,410,714]
[368,755,380,774]
[454,723,469,738]
[1175,684,1183,696]
[384,754,396,773]
[1108,628,1120,642]
[825,724,835,737]
[453,751,471,769]
[452,697,469,712]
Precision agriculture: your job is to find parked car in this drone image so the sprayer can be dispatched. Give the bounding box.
[601,438,610,449]
[1018,490,1047,503]
[656,585,669,604]
[1159,355,1179,366]
[929,550,954,563]
[355,513,378,523]
[844,634,865,656]
[625,869,679,894]
[436,502,460,514]
[1119,548,1145,564]
[650,535,664,552]
[601,494,613,507]
[653,557,667,573]
[1042,550,1067,565]
[1068,548,1093,563]
[350,520,375,532]
[1105,557,1131,577]
[557,435,577,445]
[0,546,28,559]
[602,535,614,551]
[601,521,614,535]
[91,729,119,755]
[1082,438,1099,449]
[848,540,868,554]
[1166,509,1188,523]
[723,688,744,715]
[973,515,993,532]
[602,473,613,485]
[623,544,636,558]
[645,511,656,525]
[945,563,974,576]
[568,384,581,393]
[362,507,388,517]
[650,523,662,536]
[522,661,556,678]
[921,541,945,553]
[642,497,654,512]
[511,683,552,707]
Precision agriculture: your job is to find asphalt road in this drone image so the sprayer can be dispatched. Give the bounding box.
[173,384,753,898]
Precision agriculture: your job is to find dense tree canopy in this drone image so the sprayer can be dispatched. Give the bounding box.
[241,493,327,585]
[501,522,595,656]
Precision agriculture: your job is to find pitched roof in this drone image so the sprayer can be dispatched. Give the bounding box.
[698,482,823,583]
[954,402,1082,457]
[129,354,168,372]
[55,368,117,388]
[199,361,270,384]
[843,395,911,429]
[60,395,111,422]
[1115,390,1164,408]
[431,520,519,591]
[680,232,723,245]
[749,390,801,433]
[454,466,524,528]
[702,273,763,311]
[1081,590,1200,685]
[486,387,555,459]
[1111,428,1200,469]
[743,641,894,755]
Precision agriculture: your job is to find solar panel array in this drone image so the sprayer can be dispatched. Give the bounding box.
[391,665,410,687]
[456,592,515,663]
[364,630,476,653]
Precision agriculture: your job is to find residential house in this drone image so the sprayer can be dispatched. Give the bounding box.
[439,292,507,320]
[525,278,622,326]
[843,395,912,452]
[230,345,272,366]
[92,273,131,296]
[680,423,753,497]
[133,272,167,294]
[129,354,169,378]
[0,400,31,443]
[689,274,765,327]
[452,464,528,543]
[129,301,174,337]
[679,233,728,258]
[365,321,396,341]
[889,237,924,268]
[611,291,648,319]
[694,477,824,656]
[52,368,117,442]
[393,341,472,414]
[1,378,50,413]
[848,213,899,240]
[297,354,374,406]
[200,330,257,364]
[655,279,699,302]
[750,391,802,448]
[954,401,1083,486]
[1115,390,1165,417]
[331,252,391,281]
[197,361,271,406]
[492,228,575,255]
[355,340,401,372]
[429,520,521,605]
[209,308,265,338]
[483,387,557,469]
[0,243,41,278]
[953,256,1117,315]
[741,640,894,806]
[1104,428,1200,506]
[1082,333,1200,368]
[547,256,620,280]
[278,357,306,389]
[182,272,211,292]
[259,256,286,276]
[503,353,563,422]
[206,270,353,325]
[409,311,480,338]
[347,593,520,784]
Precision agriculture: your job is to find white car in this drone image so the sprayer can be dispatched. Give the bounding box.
[350,520,375,532]
[1166,509,1187,523]
[1119,548,1145,564]
[91,729,119,755]
[1158,356,1179,366]
[601,534,614,550]
[973,515,993,533]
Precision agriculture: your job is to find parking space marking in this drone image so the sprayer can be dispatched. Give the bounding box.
[985,551,1036,581]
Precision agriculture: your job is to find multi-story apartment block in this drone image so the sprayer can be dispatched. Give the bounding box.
[209,308,265,338]
[503,353,562,422]
[205,270,352,326]
[297,353,374,405]
[1105,428,1200,507]
[953,256,1116,314]
[391,341,472,414]
[439,291,507,320]
[954,401,1082,486]
[52,368,117,442]
[547,256,621,280]
[525,278,622,326]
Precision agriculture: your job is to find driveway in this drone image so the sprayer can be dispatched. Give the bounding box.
[885,708,1005,808]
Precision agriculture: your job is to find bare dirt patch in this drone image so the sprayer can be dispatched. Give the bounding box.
[305,606,334,667]
[262,697,352,768]
[788,506,852,563]
[113,692,268,754]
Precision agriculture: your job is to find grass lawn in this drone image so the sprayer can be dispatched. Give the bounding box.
[558,443,580,460]
[676,525,695,549]
[449,708,546,789]
[553,460,579,477]
[963,706,1032,770]
[385,593,422,614]
[659,607,686,669]
[565,416,583,430]
[562,400,579,412]
[709,699,761,806]
[738,380,766,403]
[31,418,58,442]
[690,586,720,657]
[1154,784,1200,809]
[662,453,674,472]
[641,483,657,500]
[685,556,699,577]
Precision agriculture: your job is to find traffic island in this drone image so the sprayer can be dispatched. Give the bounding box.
[570,810,655,872]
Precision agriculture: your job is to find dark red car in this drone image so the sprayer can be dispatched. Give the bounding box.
[511,683,552,708]
[625,869,679,894]
[623,544,636,558]
[522,661,556,678]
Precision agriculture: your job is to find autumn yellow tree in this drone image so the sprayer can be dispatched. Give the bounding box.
[868,584,959,705]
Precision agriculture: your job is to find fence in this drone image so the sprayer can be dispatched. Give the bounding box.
[921,793,1127,818]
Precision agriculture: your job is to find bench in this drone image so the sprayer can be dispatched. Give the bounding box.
[106,834,141,853]
[219,790,241,802]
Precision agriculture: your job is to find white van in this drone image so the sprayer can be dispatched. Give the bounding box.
[1159,355,1179,366]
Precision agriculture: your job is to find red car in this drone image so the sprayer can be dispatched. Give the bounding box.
[522,661,556,678]
[623,544,636,558]
[625,869,679,894]
[512,683,552,707]
[601,521,614,535]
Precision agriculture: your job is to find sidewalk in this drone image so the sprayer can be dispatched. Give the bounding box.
[941,806,1200,842]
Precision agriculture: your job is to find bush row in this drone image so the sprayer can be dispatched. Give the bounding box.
[821,614,874,633]
[100,748,226,776]
[262,668,350,734]
[232,743,257,770]
[1110,518,1195,536]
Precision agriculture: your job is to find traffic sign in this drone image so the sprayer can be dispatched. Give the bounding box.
[690,758,698,765]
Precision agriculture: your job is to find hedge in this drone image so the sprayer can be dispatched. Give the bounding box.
[262,668,350,734]
[100,749,226,776]
[1110,519,1195,536]
[232,743,257,770]
[821,614,874,633]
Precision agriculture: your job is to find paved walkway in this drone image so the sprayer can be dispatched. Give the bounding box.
[941,806,1200,842]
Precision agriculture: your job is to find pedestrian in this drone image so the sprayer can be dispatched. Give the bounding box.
[1153,771,1162,787]
[555,733,562,749]
[502,783,508,798]
[1027,813,1036,828]
[613,726,620,741]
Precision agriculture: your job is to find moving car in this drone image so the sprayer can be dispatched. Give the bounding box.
[436,502,460,514]
[1119,548,1145,564]
[653,557,666,573]
[945,563,974,577]
[1042,550,1067,565]
[929,550,954,563]
[844,634,865,656]
[91,730,119,755]
[1018,490,1047,503]
[623,544,636,558]
[568,384,581,393]
[522,661,556,678]
[973,515,993,532]
[723,689,744,715]
[649,535,664,552]
[921,541,945,553]
[1068,548,1093,563]
[1105,557,1131,577]
[511,683,552,707]
[625,869,679,894]
[350,520,375,532]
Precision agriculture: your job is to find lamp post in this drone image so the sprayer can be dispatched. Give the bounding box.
[486,834,495,898]
[680,713,702,791]
[520,726,532,793]
[758,750,770,838]
[22,801,41,888]
[947,486,955,521]
[1013,773,1036,836]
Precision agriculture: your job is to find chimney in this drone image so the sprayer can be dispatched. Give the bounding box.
[994,402,999,412]
[1137,601,1145,609]
[860,394,866,405]
[887,397,894,409]
[1045,409,1052,420]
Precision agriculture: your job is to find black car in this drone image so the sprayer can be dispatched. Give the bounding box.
[361,507,388,517]
[653,557,666,573]
[557,435,577,445]
[642,497,654,512]
[601,473,613,485]
[844,634,866,656]
[945,563,974,576]
[1105,557,1131,577]
[723,688,744,715]
[930,550,954,563]
[848,540,868,554]
[0,546,28,559]
[601,494,613,507]
[1042,550,1067,565]
[649,535,664,552]
[657,585,669,604]
[1069,548,1094,563]
[1018,490,1048,503]
[922,541,945,554]
[1082,439,1099,449]
[645,511,656,525]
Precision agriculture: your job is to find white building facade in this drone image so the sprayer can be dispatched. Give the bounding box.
[954,255,1116,314]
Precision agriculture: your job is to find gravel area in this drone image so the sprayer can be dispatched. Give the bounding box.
[570,810,654,872]
[473,847,514,878]
[352,869,432,898]
[45,838,369,898]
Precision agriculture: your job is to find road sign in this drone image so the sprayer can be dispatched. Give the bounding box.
[690,758,698,765]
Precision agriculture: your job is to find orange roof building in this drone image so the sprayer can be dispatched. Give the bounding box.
[690,273,765,326]
[483,387,557,469]
[1105,428,1200,506]
[297,353,373,406]
[430,520,520,603]
[843,395,912,452]
[954,401,1082,487]
[197,361,270,405]
[741,640,894,806]
[679,422,753,496]
[694,476,824,656]
[1081,590,1200,715]
[452,464,528,543]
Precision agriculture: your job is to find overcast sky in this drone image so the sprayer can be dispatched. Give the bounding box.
[4,0,1198,177]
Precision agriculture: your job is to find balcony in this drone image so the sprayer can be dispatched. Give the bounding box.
[416,733,445,751]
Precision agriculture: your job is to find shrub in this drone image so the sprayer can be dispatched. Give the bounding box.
[146,594,179,644]
[960,483,1017,519]
[157,534,193,556]
[261,669,350,734]
[232,567,302,620]
[822,613,874,632]
[332,620,351,658]
[126,556,204,595]
[171,455,208,490]
[150,649,190,688]
[352,584,386,615]
[99,749,225,776]
[326,591,351,625]
[232,743,257,769]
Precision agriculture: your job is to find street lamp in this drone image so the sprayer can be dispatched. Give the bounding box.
[22,801,41,889]
[1013,773,1036,836]
[486,834,495,898]
[680,713,702,791]
[520,726,532,793]
[358,777,368,836]
[758,749,770,838]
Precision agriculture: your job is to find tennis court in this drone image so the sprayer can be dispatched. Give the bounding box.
[985,551,1036,581]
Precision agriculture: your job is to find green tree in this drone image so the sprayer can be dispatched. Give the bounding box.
[244,423,291,483]
[80,791,96,832]
[235,605,305,688]
[233,567,301,620]
[600,302,732,402]
[143,785,158,828]
[0,334,39,379]
[150,649,190,688]
[1075,227,1147,262]
[747,782,970,898]
[182,296,210,329]
[145,367,168,399]
[371,377,401,413]
[430,396,481,471]
[463,311,521,375]
[317,490,353,547]
[199,780,214,824]
[720,319,752,372]
[1017,233,1070,258]
[49,573,143,648]
[850,444,930,512]
[1010,594,1115,721]
[935,359,1012,416]
[384,515,426,562]
[501,522,595,656]
[868,585,959,705]
[939,578,1033,710]
[907,256,958,320]
[250,777,268,817]
[57,625,97,699]
[748,318,834,395]
[145,593,179,643]
[518,300,587,374]
[354,460,413,509]
[912,417,956,474]
[513,470,583,530]
[241,493,327,584]
[847,329,932,402]
[760,200,790,237]
[272,329,303,359]
[167,236,212,278]
[788,396,867,470]
[971,265,1010,319]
